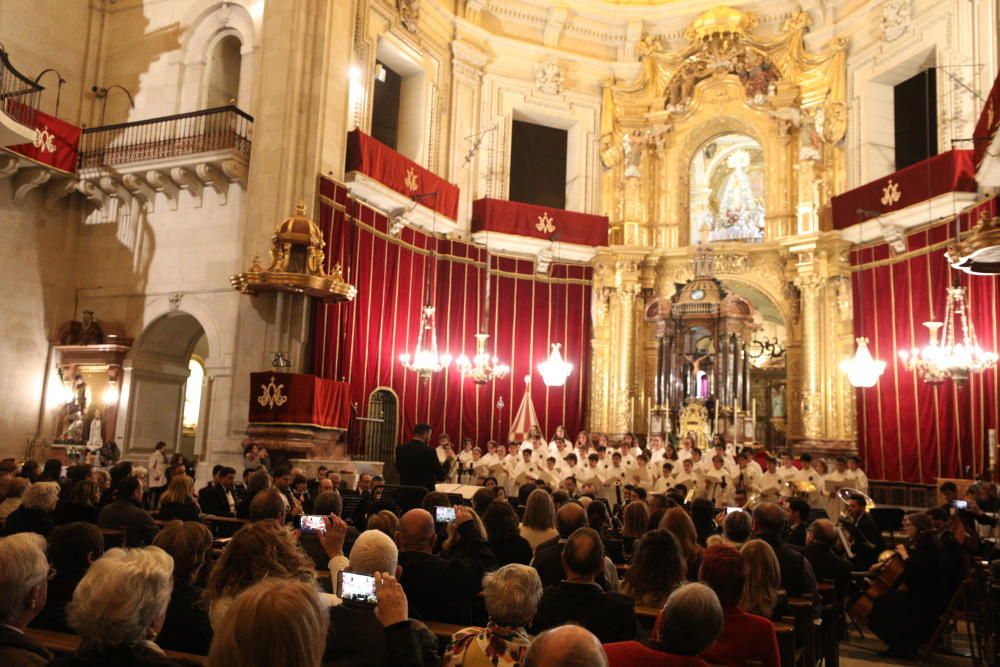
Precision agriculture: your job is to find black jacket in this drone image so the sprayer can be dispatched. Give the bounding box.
[0,623,53,666]
[489,535,534,566]
[325,605,436,666]
[532,537,612,590]
[157,581,213,656]
[199,484,237,518]
[56,502,100,525]
[398,520,498,624]
[800,542,853,601]
[533,581,637,643]
[2,507,54,537]
[784,522,808,547]
[48,642,182,667]
[31,568,86,634]
[846,513,885,569]
[395,439,448,491]
[157,501,200,523]
[98,498,159,547]
[758,534,815,598]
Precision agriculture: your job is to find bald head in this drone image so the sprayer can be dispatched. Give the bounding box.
[555,502,587,538]
[524,625,608,667]
[808,519,837,547]
[397,509,436,553]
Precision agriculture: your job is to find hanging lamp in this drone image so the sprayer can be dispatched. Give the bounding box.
[456,248,510,384]
[841,216,886,387]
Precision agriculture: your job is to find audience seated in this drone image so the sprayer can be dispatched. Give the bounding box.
[523,625,608,667]
[50,546,178,667]
[3,482,58,537]
[31,522,105,634]
[368,509,400,537]
[482,500,534,566]
[199,466,239,518]
[471,487,495,516]
[156,475,201,522]
[605,582,724,667]
[751,503,818,598]
[784,499,811,547]
[152,520,215,655]
[98,476,160,547]
[235,470,271,520]
[443,563,542,666]
[800,519,853,602]
[519,489,559,553]
[620,529,687,608]
[396,507,498,625]
[0,477,29,520]
[689,499,718,547]
[58,480,101,525]
[532,527,637,643]
[249,488,287,523]
[707,509,752,549]
[208,579,328,667]
[37,459,62,484]
[532,502,619,590]
[206,520,318,629]
[698,545,780,667]
[738,539,786,620]
[660,507,703,582]
[0,533,55,666]
[586,501,625,565]
[620,500,649,557]
[326,529,438,666]
[301,491,358,569]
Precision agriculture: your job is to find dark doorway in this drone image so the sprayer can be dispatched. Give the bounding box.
[509,120,568,209]
[371,61,402,150]
[894,69,937,170]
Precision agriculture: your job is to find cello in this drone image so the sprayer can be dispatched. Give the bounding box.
[848,549,907,625]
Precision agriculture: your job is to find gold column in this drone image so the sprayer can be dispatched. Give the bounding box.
[794,271,825,441]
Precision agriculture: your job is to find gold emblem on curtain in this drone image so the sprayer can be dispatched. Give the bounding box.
[404,167,419,192]
[881,179,901,207]
[258,376,288,409]
[536,212,556,234]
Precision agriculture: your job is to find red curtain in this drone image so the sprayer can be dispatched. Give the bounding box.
[851,198,1000,482]
[313,176,592,447]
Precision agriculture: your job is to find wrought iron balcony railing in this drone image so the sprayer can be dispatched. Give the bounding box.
[78,105,253,169]
[0,48,43,128]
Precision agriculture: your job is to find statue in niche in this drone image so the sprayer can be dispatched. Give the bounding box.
[622,130,644,179]
[771,385,785,418]
[87,411,103,452]
[707,150,765,241]
[61,310,105,345]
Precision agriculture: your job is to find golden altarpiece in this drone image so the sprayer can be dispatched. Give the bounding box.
[589,7,856,455]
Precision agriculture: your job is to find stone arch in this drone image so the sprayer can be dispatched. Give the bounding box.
[177,1,258,113]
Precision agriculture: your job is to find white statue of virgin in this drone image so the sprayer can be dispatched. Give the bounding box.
[87,412,103,450]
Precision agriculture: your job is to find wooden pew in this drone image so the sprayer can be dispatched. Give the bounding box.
[26,628,207,666]
[202,514,248,538]
[785,596,816,667]
[773,622,795,667]
[423,620,466,653]
[99,528,125,548]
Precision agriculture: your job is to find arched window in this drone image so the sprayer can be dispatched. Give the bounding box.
[206,35,242,107]
[182,356,206,431]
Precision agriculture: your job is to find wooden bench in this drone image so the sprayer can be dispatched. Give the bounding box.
[423,620,467,653]
[99,528,125,548]
[26,628,207,665]
[773,622,795,667]
[202,514,248,538]
[785,596,816,667]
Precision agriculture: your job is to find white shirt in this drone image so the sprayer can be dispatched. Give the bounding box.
[757,471,783,502]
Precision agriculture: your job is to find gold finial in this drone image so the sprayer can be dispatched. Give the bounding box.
[295,200,307,216]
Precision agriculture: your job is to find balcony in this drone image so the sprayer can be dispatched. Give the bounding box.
[76,106,252,221]
[0,48,42,147]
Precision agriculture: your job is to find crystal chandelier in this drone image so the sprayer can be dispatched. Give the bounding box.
[399,304,452,382]
[899,285,998,384]
[840,337,886,388]
[456,249,509,384]
[538,343,573,387]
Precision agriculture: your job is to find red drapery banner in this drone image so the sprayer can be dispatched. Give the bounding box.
[974,71,1000,169]
[345,128,459,220]
[5,107,81,174]
[832,150,976,230]
[851,198,1000,483]
[472,197,609,247]
[313,176,592,449]
[248,372,352,430]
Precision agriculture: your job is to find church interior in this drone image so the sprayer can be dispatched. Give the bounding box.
[1,0,1000,665]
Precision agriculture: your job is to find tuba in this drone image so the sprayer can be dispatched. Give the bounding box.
[784,479,817,498]
[742,490,762,510]
[836,487,876,523]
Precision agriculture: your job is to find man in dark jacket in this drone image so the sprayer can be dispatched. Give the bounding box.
[200,467,238,518]
[841,493,885,570]
[396,506,497,625]
[395,424,452,491]
[532,502,616,590]
[752,502,818,599]
[801,519,853,601]
[532,527,637,643]
[98,476,159,547]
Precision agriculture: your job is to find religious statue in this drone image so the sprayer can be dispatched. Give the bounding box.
[87,411,103,452]
[397,0,420,33]
[65,412,85,443]
[622,130,643,179]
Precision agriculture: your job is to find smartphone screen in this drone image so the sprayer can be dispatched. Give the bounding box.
[435,506,456,523]
[299,515,326,534]
[953,500,969,510]
[338,571,377,606]
[725,506,742,515]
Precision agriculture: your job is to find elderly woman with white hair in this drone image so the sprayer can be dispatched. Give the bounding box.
[442,563,543,667]
[3,481,59,537]
[49,547,180,667]
[0,533,54,666]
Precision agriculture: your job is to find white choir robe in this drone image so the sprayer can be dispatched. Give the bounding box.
[562,462,582,483]
[471,458,491,481]
[756,471,784,504]
[703,470,736,507]
[846,469,869,494]
[502,456,521,493]
[735,465,761,494]
[677,448,694,462]
[653,473,675,494]
[746,460,764,478]
[603,465,629,504]
[793,468,823,508]
[649,449,666,465]
[777,465,799,496]
[513,462,541,488]
[579,466,606,496]
[538,466,562,488]
[823,470,851,519]
[629,463,654,490]
[672,471,701,495]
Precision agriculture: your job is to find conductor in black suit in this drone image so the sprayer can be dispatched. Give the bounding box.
[395,423,453,491]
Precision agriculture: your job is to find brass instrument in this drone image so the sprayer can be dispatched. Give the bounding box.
[742,490,762,510]
[684,485,697,504]
[836,487,876,522]
[835,487,878,555]
[784,479,817,497]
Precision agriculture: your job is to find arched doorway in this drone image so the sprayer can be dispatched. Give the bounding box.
[366,388,398,482]
[121,312,208,458]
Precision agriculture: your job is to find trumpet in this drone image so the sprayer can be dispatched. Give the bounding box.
[784,480,817,496]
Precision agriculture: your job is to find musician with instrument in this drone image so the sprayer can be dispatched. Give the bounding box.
[839,492,884,570]
[783,498,811,547]
[864,513,948,658]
